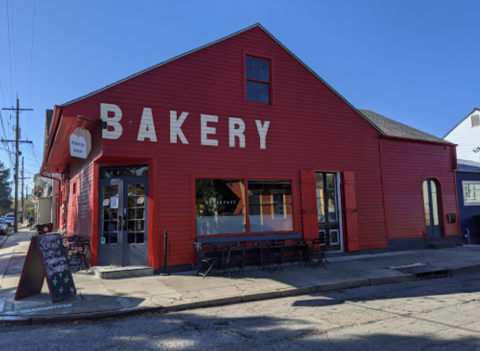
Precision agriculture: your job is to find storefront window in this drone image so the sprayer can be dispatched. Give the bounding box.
[195,179,246,235]
[248,180,293,232]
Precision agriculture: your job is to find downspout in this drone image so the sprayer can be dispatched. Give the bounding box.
[451,145,461,238]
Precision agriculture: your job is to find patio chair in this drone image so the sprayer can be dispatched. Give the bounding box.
[260,240,285,273]
[62,234,91,273]
[290,239,309,266]
[304,238,326,270]
[252,241,270,268]
[319,232,331,264]
[191,242,218,278]
[225,241,247,277]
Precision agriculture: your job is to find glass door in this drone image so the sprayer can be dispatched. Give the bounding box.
[98,179,122,266]
[98,165,149,266]
[316,172,341,251]
[123,181,148,266]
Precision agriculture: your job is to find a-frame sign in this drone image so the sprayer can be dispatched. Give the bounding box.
[15,234,76,303]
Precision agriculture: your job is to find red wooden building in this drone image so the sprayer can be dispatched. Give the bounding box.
[41,24,461,271]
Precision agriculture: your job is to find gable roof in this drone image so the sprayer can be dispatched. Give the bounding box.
[358,109,451,144]
[443,108,480,139]
[457,158,480,171]
[60,23,383,135]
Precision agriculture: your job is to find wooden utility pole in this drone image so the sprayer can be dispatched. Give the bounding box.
[21,156,24,222]
[2,98,33,232]
[25,183,29,221]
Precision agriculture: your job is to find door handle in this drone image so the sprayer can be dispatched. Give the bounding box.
[118,216,126,231]
[117,215,122,231]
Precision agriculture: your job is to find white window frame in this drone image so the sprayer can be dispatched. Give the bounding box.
[330,229,340,245]
[471,115,480,127]
[462,181,480,206]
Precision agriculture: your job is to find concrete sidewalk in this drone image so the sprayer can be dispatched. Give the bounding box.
[1,226,480,325]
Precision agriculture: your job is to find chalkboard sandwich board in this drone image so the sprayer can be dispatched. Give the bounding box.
[15,234,77,303]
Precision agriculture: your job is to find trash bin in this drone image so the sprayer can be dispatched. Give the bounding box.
[36,223,53,235]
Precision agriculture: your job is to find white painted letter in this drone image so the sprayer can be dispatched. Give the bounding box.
[101,103,123,140]
[201,114,218,146]
[170,111,189,144]
[137,108,157,142]
[229,117,245,148]
[255,120,270,149]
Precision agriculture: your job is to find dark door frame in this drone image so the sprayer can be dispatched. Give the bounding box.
[315,171,343,251]
[98,174,149,267]
[423,178,443,239]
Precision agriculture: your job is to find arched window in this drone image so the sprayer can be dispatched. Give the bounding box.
[423,179,442,239]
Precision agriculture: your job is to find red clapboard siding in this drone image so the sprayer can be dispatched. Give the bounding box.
[65,126,102,238]
[381,138,460,239]
[48,26,458,269]
[61,27,389,268]
[342,171,360,251]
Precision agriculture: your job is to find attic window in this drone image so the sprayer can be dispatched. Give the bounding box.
[246,56,270,104]
[471,115,480,127]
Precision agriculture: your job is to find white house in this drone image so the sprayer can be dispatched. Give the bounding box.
[444,108,480,162]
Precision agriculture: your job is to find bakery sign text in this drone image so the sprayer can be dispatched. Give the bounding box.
[100,103,271,149]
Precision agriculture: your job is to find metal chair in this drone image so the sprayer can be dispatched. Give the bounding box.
[191,242,218,278]
[290,239,309,266]
[304,238,326,270]
[260,240,285,273]
[62,234,91,273]
[319,232,331,264]
[252,241,270,268]
[225,241,247,277]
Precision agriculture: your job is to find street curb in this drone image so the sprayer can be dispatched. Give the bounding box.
[449,264,480,276]
[0,272,419,326]
[0,235,8,249]
[1,263,479,327]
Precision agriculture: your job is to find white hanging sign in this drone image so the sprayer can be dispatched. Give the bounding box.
[70,127,92,159]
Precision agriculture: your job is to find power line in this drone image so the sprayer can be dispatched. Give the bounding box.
[6,0,14,104]
[0,110,14,167]
[23,152,41,168]
[0,73,6,107]
[9,0,19,96]
[27,0,36,107]
[28,143,42,167]
[24,169,36,176]
[2,98,33,232]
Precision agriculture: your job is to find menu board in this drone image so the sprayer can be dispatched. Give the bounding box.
[15,234,77,303]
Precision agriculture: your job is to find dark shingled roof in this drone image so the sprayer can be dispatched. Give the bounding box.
[358,109,451,144]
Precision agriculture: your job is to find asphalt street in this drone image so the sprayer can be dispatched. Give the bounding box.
[2,271,480,350]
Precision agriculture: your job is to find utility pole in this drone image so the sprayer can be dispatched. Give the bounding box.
[2,98,33,233]
[25,183,29,222]
[21,156,24,222]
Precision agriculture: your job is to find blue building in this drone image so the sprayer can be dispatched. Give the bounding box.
[456,159,480,244]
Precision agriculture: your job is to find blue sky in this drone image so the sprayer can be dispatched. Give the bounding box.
[1,0,479,190]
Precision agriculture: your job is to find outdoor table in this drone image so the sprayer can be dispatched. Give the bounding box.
[203,242,235,269]
[251,240,274,267]
[289,239,311,265]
